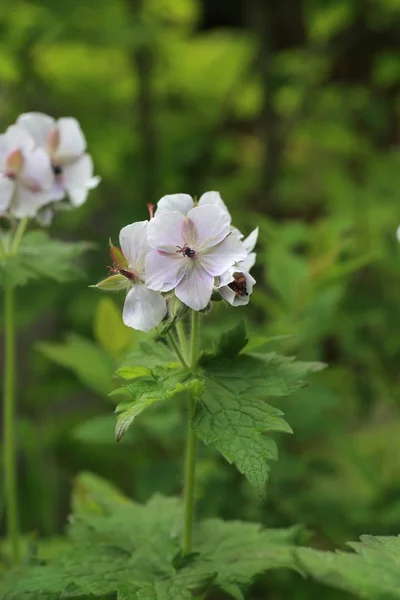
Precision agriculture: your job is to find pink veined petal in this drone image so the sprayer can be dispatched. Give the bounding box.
[239,252,256,273]
[119,221,149,276]
[0,175,15,213]
[145,249,189,292]
[16,112,54,146]
[20,147,54,191]
[155,193,194,216]
[243,227,259,253]
[186,204,231,251]
[175,263,214,311]
[198,191,230,216]
[147,210,186,252]
[11,186,53,219]
[123,284,167,332]
[62,154,95,206]
[54,117,87,162]
[198,233,247,276]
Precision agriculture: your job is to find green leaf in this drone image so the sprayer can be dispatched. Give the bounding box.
[36,333,114,396]
[94,297,132,356]
[193,324,324,496]
[113,373,204,442]
[0,230,93,289]
[4,473,303,600]
[115,365,154,380]
[197,519,305,599]
[297,535,400,600]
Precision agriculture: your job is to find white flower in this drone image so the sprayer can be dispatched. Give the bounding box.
[145,204,247,310]
[0,125,54,218]
[217,227,258,306]
[116,221,167,332]
[155,191,230,218]
[218,268,256,307]
[16,112,100,209]
[396,225,400,242]
[239,226,258,272]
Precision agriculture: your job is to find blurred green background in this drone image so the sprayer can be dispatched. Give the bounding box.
[1,0,400,597]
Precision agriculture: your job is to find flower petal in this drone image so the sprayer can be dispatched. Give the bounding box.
[123,284,167,332]
[198,191,230,216]
[219,269,256,307]
[155,193,194,216]
[16,112,54,146]
[186,204,231,251]
[4,125,35,152]
[239,251,256,273]
[175,263,214,311]
[54,117,87,162]
[145,249,188,292]
[0,175,15,213]
[11,187,53,219]
[62,154,95,206]
[147,210,186,252]
[20,147,54,191]
[119,221,149,276]
[243,227,258,253]
[199,233,247,276]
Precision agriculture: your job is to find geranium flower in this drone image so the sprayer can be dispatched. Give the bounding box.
[0,125,54,218]
[217,268,256,306]
[145,205,247,310]
[96,221,167,332]
[16,112,100,209]
[155,191,229,217]
[217,227,258,306]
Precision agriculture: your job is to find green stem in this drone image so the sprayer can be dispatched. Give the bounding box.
[10,218,28,255]
[3,287,20,563]
[167,332,188,368]
[182,310,200,555]
[176,319,189,360]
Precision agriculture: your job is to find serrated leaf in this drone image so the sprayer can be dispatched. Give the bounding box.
[196,519,305,599]
[94,297,132,356]
[114,376,204,442]
[297,535,400,600]
[0,231,93,289]
[193,325,324,496]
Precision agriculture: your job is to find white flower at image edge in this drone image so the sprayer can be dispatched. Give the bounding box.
[0,125,54,218]
[16,112,100,207]
[155,191,229,218]
[119,221,167,332]
[145,205,247,311]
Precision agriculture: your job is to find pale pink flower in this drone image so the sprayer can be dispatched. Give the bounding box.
[145,205,247,310]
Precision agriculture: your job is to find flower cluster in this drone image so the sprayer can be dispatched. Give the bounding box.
[0,112,99,222]
[96,192,258,332]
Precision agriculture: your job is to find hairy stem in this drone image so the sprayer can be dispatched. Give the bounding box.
[167,332,188,368]
[182,310,199,555]
[176,319,190,361]
[3,287,20,563]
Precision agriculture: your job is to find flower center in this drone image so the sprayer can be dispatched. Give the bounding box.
[53,164,63,176]
[176,244,196,258]
[228,272,248,297]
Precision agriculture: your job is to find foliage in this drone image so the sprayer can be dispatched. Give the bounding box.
[297,535,400,600]
[4,473,304,600]
[0,231,93,289]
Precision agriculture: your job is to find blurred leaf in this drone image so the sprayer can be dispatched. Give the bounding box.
[36,333,114,396]
[94,297,132,356]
